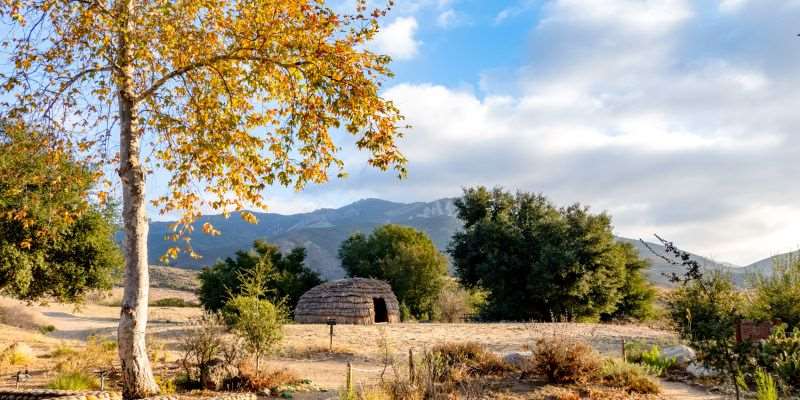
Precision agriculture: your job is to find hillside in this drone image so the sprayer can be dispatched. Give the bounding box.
[148,197,780,285]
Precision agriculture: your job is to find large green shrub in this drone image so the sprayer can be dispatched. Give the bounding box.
[199,240,322,313]
[749,255,800,331]
[339,224,448,320]
[448,187,655,321]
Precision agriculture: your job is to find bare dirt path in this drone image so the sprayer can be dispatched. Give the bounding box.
[659,380,727,400]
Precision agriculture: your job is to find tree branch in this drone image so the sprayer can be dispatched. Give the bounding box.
[43,66,112,117]
[135,50,310,103]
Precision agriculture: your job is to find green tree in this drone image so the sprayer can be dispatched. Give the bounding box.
[448,187,654,322]
[0,125,122,302]
[606,243,657,321]
[339,224,448,320]
[198,240,322,313]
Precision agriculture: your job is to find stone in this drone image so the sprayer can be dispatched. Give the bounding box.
[661,345,696,367]
[502,351,532,368]
[686,362,717,378]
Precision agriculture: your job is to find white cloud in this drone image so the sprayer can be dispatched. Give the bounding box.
[371,17,421,60]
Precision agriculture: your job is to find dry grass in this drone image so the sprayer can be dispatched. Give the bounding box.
[529,336,601,384]
[281,344,357,360]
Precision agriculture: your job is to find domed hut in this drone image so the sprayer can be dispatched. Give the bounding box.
[294,278,400,324]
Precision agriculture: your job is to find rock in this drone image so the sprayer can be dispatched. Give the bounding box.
[662,345,696,367]
[686,362,717,378]
[502,351,532,368]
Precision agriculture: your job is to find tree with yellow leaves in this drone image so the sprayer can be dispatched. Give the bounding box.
[0,1,405,397]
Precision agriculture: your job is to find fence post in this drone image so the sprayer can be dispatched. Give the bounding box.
[346,362,353,393]
[408,348,415,384]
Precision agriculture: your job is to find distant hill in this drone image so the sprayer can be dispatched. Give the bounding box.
[149,198,460,279]
[147,197,782,286]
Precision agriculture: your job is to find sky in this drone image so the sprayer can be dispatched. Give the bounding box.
[142,0,800,265]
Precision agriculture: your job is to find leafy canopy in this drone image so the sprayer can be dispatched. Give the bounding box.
[448,187,654,322]
[198,240,322,313]
[0,124,122,302]
[339,224,448,320]
[0,0,406,258]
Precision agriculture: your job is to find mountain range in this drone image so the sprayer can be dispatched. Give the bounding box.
[148,198,794,286]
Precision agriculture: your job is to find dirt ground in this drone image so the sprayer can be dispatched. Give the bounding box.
[0,295,725,399]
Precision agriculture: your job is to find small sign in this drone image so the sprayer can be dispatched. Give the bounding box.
[736,320,774,343]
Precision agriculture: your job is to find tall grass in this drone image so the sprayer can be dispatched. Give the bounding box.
[755,369,779,400]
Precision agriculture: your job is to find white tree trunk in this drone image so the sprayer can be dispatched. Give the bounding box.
[116,0,159,397]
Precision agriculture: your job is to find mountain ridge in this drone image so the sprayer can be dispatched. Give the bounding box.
[147,197,788,286]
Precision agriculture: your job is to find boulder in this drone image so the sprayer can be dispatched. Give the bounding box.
[661,345,696,367]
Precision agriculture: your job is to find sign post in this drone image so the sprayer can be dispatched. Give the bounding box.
[327,318,337,352]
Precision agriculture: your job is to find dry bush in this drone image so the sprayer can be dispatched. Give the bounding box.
[600,359,660,394]
[529,336,601,384]
[430,342,511,377]
[180,312,227,388]
[223,365,301,392]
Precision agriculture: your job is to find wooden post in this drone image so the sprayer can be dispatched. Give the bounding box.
[408,348,415,384]
[621,338,626,361]
[346,362,353,393]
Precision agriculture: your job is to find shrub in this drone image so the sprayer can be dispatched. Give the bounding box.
[668,270,749,387]
[433,282,486,323]
[600,359,660,394]
[530,337,601,384]
[638,345,676,377]
[48,371,98,390]
[226,295,287,374]
[222,366,301,392]
[38,325,56,335]
[756,325,800,393]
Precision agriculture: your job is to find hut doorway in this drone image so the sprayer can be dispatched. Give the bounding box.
[373,298,388,323]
